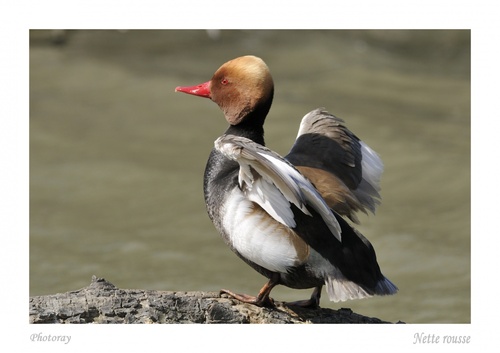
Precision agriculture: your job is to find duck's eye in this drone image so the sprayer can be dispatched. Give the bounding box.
[221,78,229,85]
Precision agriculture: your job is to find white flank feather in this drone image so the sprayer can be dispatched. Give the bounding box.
[222,191,302,272]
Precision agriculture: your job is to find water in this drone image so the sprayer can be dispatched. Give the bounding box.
[29,30,470,323]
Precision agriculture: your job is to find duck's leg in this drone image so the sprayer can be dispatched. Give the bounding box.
[286,285,322,308]
[221,274,279,308]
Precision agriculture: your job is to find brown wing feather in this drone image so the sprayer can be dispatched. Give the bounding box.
[286,108,382,221]
[296,166,364,224]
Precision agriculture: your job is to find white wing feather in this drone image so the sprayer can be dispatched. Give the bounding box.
[215,134,342,242]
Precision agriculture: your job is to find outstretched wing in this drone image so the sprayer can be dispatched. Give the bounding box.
[215,134,342,242]
[285,108,383,223]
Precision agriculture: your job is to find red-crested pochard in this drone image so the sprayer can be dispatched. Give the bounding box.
[175,55,397,307]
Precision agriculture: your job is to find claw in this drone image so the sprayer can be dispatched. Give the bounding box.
[286,286,322,308]
[221,289,275,307]
[220,275,279,308]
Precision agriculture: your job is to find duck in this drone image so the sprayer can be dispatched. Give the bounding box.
[175,55,397,308]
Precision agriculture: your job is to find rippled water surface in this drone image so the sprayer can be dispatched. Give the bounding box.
[30,30,470,323]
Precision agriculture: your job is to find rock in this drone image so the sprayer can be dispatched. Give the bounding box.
[29,276,401,324]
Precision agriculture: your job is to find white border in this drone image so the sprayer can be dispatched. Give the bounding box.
[2,1,497,351]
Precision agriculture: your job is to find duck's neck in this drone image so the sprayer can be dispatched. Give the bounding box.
[224,118,265,146]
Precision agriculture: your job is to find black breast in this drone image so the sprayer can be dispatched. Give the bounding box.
[203,148,239,226]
